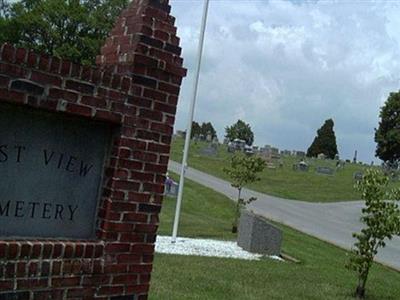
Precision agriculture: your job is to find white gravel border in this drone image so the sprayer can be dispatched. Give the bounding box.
[155,236,283,261]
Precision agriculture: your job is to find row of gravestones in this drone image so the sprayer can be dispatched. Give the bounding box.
[195,143,369,182]
[198,145,366,180]
[193,134,218,144]
[197,142,359,178]
[292,163,336,175]
[292,162,365,179]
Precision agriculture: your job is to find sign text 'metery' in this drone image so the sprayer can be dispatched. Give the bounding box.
[0,104,111,239]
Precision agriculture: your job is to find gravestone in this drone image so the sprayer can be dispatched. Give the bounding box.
[192,134,199,143]
[295,151,306,158]
[353,171,364,181]
[387,170,400,181]
[200,143,217,156]
[0,0,186,298]
[244,145,255,156]
[293,162,308,172]
[166,182,179,197]
[165,178,179,197]
[176,130,186,139]
[299,164,309,171]
[316,166,334,175]
[238,210,282,256]
[336,160,345,170]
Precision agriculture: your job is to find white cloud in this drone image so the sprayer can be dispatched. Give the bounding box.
[170,0,400,163]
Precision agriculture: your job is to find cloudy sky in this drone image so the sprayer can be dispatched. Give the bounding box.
[169,0,400,163]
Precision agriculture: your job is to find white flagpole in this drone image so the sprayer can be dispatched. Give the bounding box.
[171,0,210,243]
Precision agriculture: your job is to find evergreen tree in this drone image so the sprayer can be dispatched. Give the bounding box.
[375,91,400,167]
[191,121,201,138]
[307,119,338,159]
[201,122,217,139]
[225,120,254,146]
[191,121,217,139]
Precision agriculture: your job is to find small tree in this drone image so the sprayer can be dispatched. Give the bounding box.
[225,119,254,146]
[375,91,400,168]
[347,169,400,299]
[307,118,338,159]
[223,153,265,233]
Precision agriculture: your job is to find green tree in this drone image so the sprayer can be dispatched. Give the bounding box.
[375,91,400,168]
[225,119,254,146]
[0,0,128,65]
[347,169,400,299]
[201,122,217,139]
[191,121,201,139]
[0,0,12,41]
[191,121,217,140]
[307,118,338,159]
[223,153,265,233]
[0,0,9,17]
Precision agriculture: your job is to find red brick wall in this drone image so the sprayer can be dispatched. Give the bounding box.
[0,0,185,299]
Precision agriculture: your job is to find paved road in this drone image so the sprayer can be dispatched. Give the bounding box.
[168,161,400,271]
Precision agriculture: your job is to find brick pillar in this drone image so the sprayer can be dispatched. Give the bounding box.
[94,0,187,255]
[97,0,186,83]
[95,0,187,298]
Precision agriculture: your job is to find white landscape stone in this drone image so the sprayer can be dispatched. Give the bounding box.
[155,236,283,261]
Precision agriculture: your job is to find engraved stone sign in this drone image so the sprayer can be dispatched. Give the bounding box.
[0,104,111,239]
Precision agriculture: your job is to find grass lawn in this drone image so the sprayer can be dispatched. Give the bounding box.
[169,137,400,202]
[156,173,236,240]
[149,175,400,300]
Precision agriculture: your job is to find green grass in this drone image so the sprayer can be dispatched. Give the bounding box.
[149,174,400,300]
[170,137,400,202]
[157,173,236,240]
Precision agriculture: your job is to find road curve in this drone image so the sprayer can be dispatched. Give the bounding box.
[168,160,400,271]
